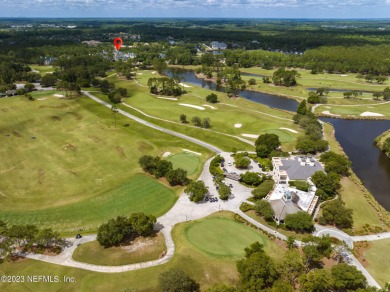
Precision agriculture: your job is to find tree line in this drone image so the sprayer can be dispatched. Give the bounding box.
[0,220,64,262]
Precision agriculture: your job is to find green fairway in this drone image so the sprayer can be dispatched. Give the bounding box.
[0,212,285,291]
[314,103,390,118]
[185,217,280,258]
[364,238,390,287]
[99,70,301,152]
[0,175,176,234]
[0,93,212,233]
[262,129,294,143]
[72,232,166,266]
[29,65,55,75]
[166,152,201,175]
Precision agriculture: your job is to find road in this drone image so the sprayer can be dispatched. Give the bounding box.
[26,92,384,288]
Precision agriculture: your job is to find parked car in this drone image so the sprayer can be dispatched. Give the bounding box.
[76,234,82,239]
[227,161,232,166]
[229,184,233,188]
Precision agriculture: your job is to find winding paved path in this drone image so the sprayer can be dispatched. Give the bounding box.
[82,91,222,154]
[27,92,385,288]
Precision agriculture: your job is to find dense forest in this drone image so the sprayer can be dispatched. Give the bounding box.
[1,19,390,95]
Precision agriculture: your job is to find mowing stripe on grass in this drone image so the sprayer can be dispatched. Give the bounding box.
[185,218,269,258]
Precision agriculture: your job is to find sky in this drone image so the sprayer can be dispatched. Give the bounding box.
[1,0,390,18]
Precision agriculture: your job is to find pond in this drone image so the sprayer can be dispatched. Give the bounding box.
[166,68,390,210]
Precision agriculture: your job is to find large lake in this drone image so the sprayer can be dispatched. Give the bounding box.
[167,68,390,210]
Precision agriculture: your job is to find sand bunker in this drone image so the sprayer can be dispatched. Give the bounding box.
[234,124,242,128]
[36,98,47,101]
[241,134,259,139]
[322,111,341,117]
[162,152,171,158]
[360,112,384,117]
[182,148,201,155]
[157,96,178,101]
[54,94,64,98]
[136,73,143,75]
[151,71,157,74]
[279,127,298,133]
[178,82,191,88]
[202,104,216,109]
[179,103,205,110]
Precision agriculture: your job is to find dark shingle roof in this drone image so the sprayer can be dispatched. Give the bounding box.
[279,157,323,180]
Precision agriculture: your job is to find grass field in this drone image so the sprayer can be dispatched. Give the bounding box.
[0,92,212,233]
[314,103,390,118]
[184,217,283,258]
[72,232,166,266]
[29,65,55,75]
[166,152,201,175]
[241,67,390,97]
[98,70,302,152]
[364,238,390,287]
[0,175,176,234]
[0,212,285,291]
[339,177,383,231]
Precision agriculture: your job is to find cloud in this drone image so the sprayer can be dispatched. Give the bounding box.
[1,0,389,16]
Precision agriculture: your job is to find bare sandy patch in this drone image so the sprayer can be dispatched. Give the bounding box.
[179,103,205,110]
[279,127,298,133]
[162,152,171,158]
[322,111,341,117]
[360,112,384,117]
[178,82,191,88]
[241,134,259,139]
[157,96,178,101]
[182,148,201,155]
[202,104,216,109]
[234,123,242,128]
[121,237,154,253]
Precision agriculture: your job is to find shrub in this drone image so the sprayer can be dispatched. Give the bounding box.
[251,180,275,199]
[285,212,314,232]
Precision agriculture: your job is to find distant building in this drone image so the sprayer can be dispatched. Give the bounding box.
[114,51,136,61]
[211,41,227,50]
[82,40,101,46]
[272,156,324,184]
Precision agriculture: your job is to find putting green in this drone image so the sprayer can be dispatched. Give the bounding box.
[166,152,201,175]
[185,218,268,257]
[262,129,294,143]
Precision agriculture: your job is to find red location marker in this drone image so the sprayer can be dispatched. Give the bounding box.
[113,37,123,51]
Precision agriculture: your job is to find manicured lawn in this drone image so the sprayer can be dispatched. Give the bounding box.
[0,93,212,233]
[0,175,176,234]
[364,238,390,287]
[29,65,55,75]
[166,152,201,176]
[101,70,301,152]
[72,232,166,266]
[0,212,285,291]
[315,103,390,118]
[184,217,283,258]
[340,176,385,232]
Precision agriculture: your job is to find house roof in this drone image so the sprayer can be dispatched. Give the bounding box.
[278,156,323,180]
[269,199,301,221]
